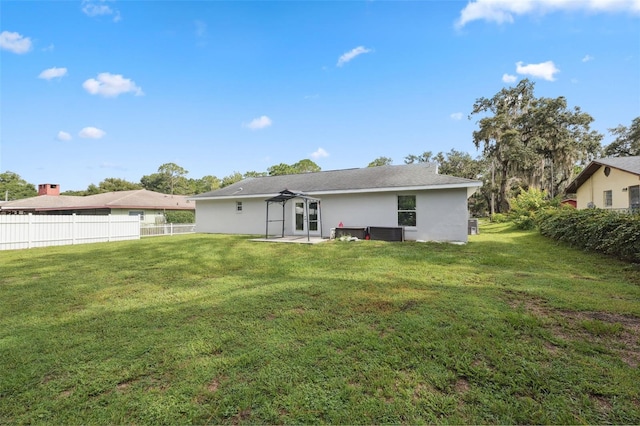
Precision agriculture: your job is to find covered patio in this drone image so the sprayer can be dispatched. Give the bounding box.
[263,189,323,242]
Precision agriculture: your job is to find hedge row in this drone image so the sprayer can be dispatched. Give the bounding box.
[536,208,640,263]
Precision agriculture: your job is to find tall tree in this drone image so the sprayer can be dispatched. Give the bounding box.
[98,178,142,192]
[189,175,221,194]
[435,150,488,217]
[221,172,243,188]
[470,79,601,211]
[267,163,296,176]
[243,171,268,178]
[526,96,601,197]
[404,151,433,164]
[140,173,167,193]
[367,156,393,167]
[603,116,640,157]
[141,163,190,194]
[158,162,189,195]
[470,79,537,212]
[434,149,484,179]
[0,171,37,200]
[291,159,321,173]
[267,159,320,176]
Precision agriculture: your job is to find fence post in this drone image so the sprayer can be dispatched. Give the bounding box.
[108,214,112,242]
[72,213,76,245]
[170,223,173,236]
[28,213,33,249]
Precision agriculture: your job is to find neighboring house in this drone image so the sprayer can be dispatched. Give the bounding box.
[191,163,482,242]
[0,184,194,225]
[565,156,640,212]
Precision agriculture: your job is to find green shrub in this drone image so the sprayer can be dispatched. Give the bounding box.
[490,213,509,223]
[537,208,640,263]
[509,188,557,230]
[164,210,195,223]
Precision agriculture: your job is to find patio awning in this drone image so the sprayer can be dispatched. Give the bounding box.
[264,190,322,241]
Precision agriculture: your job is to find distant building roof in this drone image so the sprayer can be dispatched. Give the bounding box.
[0,189,194,212]
[192,163,481,200]
[565,156,640,193]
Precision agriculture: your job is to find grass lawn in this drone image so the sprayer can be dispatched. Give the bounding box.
[1,223,639,424]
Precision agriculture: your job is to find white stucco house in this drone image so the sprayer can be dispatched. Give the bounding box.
[191,163,482,243]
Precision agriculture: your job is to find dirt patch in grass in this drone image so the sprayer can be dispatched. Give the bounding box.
[207,379,220,393]
[454,378,470,393]
[503,291,640,367]
[232,408,252,425]
[590,394,613,414]
[557,310,640,368]
[58,389,73,399]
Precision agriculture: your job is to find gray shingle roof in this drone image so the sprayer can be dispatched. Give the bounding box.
[0,189,194,212]
[565,156,640,193]
[193,163,481,199]
[594,156,640,175]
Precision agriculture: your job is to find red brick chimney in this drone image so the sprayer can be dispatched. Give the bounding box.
[38,184,60,196]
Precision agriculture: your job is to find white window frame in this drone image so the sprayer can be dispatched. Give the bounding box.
[236,201,243,213]
[603,190,612,208]
[129,210,145,220]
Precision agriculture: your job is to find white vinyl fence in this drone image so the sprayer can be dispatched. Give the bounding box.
[140,223,196,237]
[0,214,140,251]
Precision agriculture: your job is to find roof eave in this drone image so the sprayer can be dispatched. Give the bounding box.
[191,182,483,201]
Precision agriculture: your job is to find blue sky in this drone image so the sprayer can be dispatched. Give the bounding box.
[1,0,639,192]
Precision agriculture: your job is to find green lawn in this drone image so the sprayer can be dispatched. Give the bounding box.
[1,223,639,424]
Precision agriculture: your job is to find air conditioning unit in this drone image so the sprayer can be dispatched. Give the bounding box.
[368,226,404,242]
[468,218,479,235]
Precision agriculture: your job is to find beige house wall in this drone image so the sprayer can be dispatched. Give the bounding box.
[576,166,640,209]
[110,208,190,224]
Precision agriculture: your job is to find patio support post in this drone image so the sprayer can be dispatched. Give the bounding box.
[319,200,323,239]
[265,201,269,239]
[305,198,310,242]
[281,201,285,237]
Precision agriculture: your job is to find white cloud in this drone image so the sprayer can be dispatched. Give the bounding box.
[311,148,329,159]
[83,72,143,97]
[582,54,595,62]
[0,31,32,54]
[516,60,559,81]
[57,131,72,141]
[502,73,517,83]
[450,112,464,120]
[38,67,68,80]
[79,127,106,139]
[82,0,121,22]
[456,0,640,28]
[337,46,373,67]
[246,115,272,130]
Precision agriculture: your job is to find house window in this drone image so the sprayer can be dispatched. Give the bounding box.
[603,190,612,207]
[398,195,416,227]
[129,210,145,220]
[236,201,243,213]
